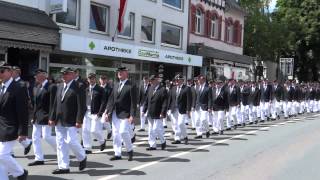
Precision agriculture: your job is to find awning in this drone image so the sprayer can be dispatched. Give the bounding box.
[188,44,253,65]
[0,1,60,51]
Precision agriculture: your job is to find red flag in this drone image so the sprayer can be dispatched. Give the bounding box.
[117,0,128,33]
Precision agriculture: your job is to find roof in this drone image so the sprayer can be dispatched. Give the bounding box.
[0,1,59,30]
[188,44,253,65]
[226,0,246,14]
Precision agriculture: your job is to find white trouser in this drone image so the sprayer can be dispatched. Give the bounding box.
[101,112,112,134]
[0,164,8,180]
[112,112,133,156]
[292,101,298,115]
[55,125,86,169]
[287,101,293,116]
[211,111,218,132]
[147,118,165,147]
[271,100,282,119]
[256,105,261,118]
[240,104,249,124]
[227,106,239,128]
[260,102,270,121]
[195,108,209,136]
[190,110,196,128]
[249,105,257,122]
[162,117,167,127]
[299,101,305,114]
[82,111,104,150]
[0,141,24,177]
[171,110,188,141]
[140,106,147,129]
[213,111,225,131]
[312,100,318,112]
[282,101,288,118]
[32,124,56,161]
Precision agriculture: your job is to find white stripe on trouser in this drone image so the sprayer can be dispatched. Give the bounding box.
[249,105,257,122]
[112,112,133,156]
[195,108,209,136]
[162,118,167,127]
[147,118,165,148]
[256,105,261,118]
[171,110,188,141]
[140,106,147,129]
[227,106,238,128]
[240,104,249,124]
[55,125,86,169]
[208,112,213,126]
[211,112,218,132]
[213,111,225,131]
[82,111,104,150]
[32,124,56,161]
[190,110,196,128]
[0,141,24,177]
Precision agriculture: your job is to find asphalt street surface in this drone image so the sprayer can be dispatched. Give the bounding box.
[11,113,320,180]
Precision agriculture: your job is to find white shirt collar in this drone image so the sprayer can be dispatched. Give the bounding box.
[90,84,96,89]
[120,79,128,85]
[64,80,74,88]
[41,79,48,88]
[2,77,13,89]
[14,76,21,82]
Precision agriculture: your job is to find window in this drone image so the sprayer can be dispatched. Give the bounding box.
[118,13,135,39]
[226,25,233,43]
[163,0,182,10]
[90,3,109,33]
[195,9,204,34]
[56,0,79,28]
[161,23,182,48]
[141,16,155,43]
[210,16,219,38]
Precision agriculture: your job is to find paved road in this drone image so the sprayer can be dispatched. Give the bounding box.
[11,113,320,180]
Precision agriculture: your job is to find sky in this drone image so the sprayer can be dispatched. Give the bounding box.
[269,0,277,12]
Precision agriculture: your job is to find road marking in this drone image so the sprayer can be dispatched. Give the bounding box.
[97,117,303,180]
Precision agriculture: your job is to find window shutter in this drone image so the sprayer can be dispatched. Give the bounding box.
[233,24,238,44]
[205,10,211,37]
[191,5,196,33]
[218,16,222,40]
[224,19,228,42]
[238,24,242,46]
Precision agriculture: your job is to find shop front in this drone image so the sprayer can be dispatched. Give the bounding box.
[0,1,60,81]
[50,33,202,85]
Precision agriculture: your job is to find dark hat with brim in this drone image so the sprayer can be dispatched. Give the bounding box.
[34,68,47,75]
[60,67,75,74]
[175,74,184,80]
[12,66,21,71]
[100,74,107,79]
[87,73,96,79]
[0,61,12,69]
[149,74,158,80]
[116,67,128,72]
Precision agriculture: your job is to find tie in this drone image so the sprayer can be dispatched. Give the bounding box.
[0,85,5,96]
[61,84,68,100]
[118,82,123,93]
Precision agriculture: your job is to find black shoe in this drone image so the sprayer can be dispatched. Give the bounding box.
[85,150,92,154]
[163,125,168,128]
[24,142,32,155]
[191,128,196,130]
[249,122,253,125]
[17,169,28,180]
[107,132,112,140]
[161,141,166,150]
[128,150,133,161]
[138,129,145,132]
[81,140,83,147]
[277,115,280,120]
[267,117,270,121]
[194,135,202,139]
[100,140,107,151]
[185,123,189,126]
[11,153,15,158]
[146,147,156,151]
[206,131,210,138]
[219,131,224,135]
[254,121,258,124]
[131,135,136,143]
[79,157,87,171]
[110,156,122,161]
[93,139,98,142]
[212,132,219,135]
[52,169,70,174]
[234,125,237,130]
[226,128,232,131]
[184,137,189,145]
[171,140,181,144]
[28,161,44,166]
[209,125,212,127]
[260,120,265,123]
[242,123,246,127]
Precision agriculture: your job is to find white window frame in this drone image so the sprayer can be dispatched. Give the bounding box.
[52,0,80,29]
[141,16,156,44]
[163,0,183,11]
[210,17,219,39]
[118,12,135,40]
[89,2,109,35]
[195,9,203,35]
[161,22,182,49]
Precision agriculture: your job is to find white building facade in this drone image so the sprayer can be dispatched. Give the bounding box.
[188,0,253,80]
[1,0,203,83]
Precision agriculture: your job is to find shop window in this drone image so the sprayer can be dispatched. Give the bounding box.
[90,3,109,33]
[118,13,135,39]
[163,0,183,10]
[141,16,155,43]
[55,0,79,28]
[161,22,182,48]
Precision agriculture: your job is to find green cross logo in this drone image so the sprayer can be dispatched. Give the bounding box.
[188,57,192,63]
[89,41,95,50]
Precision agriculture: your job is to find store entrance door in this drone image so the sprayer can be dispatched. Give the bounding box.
[7,48,39,82]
